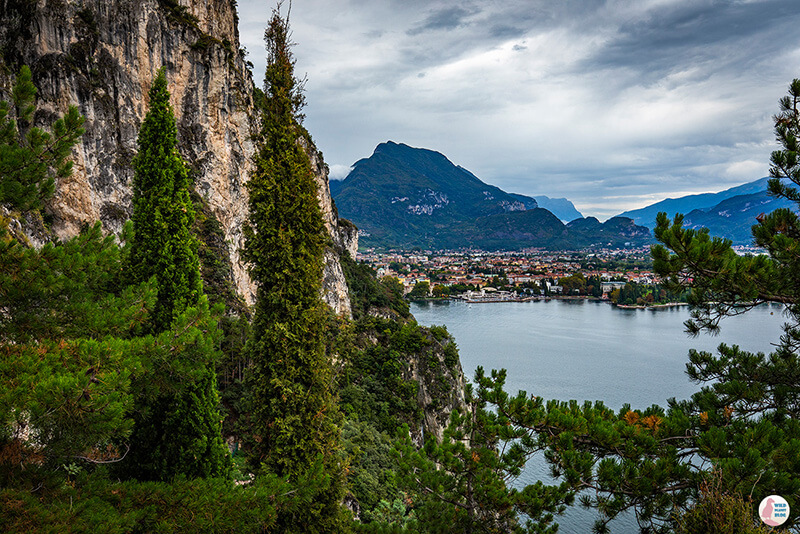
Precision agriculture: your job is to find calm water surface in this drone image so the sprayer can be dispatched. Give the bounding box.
[410,299,786,533]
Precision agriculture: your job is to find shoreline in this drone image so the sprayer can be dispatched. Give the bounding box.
[615,302,688,309]
[412,295,689,309]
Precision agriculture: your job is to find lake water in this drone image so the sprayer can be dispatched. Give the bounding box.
[410,299,787,533]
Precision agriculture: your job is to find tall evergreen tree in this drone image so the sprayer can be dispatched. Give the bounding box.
[129,68,202,332]
[243,4,347,529]
[122,68,229,481]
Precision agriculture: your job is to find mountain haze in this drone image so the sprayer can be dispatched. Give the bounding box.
[529,195,583,222]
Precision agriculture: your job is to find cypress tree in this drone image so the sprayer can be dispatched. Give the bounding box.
[129,68,202,332]
[243,5,346,529]
[123,68,230,481]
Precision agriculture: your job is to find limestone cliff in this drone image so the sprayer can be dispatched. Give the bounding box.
[0,0,354,315]
[406,331,468,444]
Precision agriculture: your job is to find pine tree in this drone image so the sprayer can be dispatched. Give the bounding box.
[0,65,84,212]
[649,80,800,526]
[395,368,573,534]
[0,224,148,485]
[242,4,347,529]
[122,68,230,481]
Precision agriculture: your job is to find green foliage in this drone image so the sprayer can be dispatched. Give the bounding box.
[192,191,248,315]
[333,314,477,524]
[0,224,234,500]
[98,298,228,483]
[558,272,585,295]
[0,338,136,487]
[393,368,574,534]
[470,344,797,532]
[120,316,231,482]
[0,222,150,344]
[0,232,233,487]
[156,0,200,28]
[191,34,223,52]
[0,469,303,533]
[129,67,202,333]
[0,65,84,211]
[336,318,423,436]
[768,78,800,202]
[0,225,152,487]
[609,280,687,306]
[122,68,229,482]
[340,253,410,319]
[242,5,347,530]
[0,226,142,486]
[342,419,400,522]
[473,368,699,533]
[407,281,430,299]
[675,471,770,534]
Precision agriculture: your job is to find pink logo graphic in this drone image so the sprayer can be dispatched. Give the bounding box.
[759,495,790,527]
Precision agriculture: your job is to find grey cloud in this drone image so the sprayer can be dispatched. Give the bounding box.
[584,1,800,78]
[487,24,527,39]
[407,6,479,35]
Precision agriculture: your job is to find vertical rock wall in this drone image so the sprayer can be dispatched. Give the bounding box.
[1,0,354,315]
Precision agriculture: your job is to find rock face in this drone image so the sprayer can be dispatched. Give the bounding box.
[407,334,468,444]
[1,0,353,315]
[303,136,358,317]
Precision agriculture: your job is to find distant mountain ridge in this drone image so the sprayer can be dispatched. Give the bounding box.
[682,190,796,244]
[529,195,583,222]
[331,142,650,250]
[615,177,797,244]
[616,178,772,228]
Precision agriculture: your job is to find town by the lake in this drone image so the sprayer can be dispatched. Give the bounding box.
[357,244,764,305]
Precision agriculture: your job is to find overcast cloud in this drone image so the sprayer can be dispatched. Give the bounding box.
[237,0,800,219]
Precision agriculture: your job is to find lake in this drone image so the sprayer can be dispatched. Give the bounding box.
[410,298,787,532]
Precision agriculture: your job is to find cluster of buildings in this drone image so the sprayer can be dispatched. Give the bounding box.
[356,248,660,296]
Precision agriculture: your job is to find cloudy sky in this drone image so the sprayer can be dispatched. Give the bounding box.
[237,0,800,219]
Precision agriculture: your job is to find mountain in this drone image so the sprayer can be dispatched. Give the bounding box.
[615,177,798,244]
[566,216,651,247]
[332,141,535,246]
[507,193,582,221]
[329,178,345,197]
[332,142,650,250]
[616,178,771,228]
[682,190,796,244]
[530,195,583,222]
[441,212,649,250]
